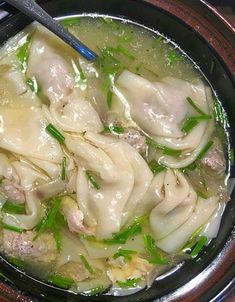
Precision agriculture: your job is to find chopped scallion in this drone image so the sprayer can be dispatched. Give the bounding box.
[46,124,65,144]
[84,286,106,296]
[190,236,208,258]
[60,17,80,27]
[26,77,40,94]
[214,101,227,126]
[17,36,30,73]
[107,90,113,109]
[146,137,181,157]
[181,119,199,134]
[3,223,23,233]
[197,140,213,161]
[143,234,168,265]
[8,256,25,268]
[48,275,74,289]
[86,171,100,190]
[104,125,124,134]
[61,157,66,181]
[80,255,94,274]
[186,97,207,116]
[148,161,166,174]
[2,201,25,214]
[113,249,137,261]
[197,191,208,199]
[117,278,141,288]
[167,49,182,65]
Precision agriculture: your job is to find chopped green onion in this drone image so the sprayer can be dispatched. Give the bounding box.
[167,49,182,65]
[104,216,146,245]
[113,249,137,261]
[60,17,80,27]
[8,256,25,268]
[197,191,208,199]
[53,227,62,251]
[214,101,227,126]
[46,124,65,144]
[3,223,23,233]
[188,115,212,121]
[0,272,12,283]
[190,236,208,258]
[117,278,141,288]
[148,161,166,174]
[181,119,199,134]
[181,226,204,253]
[104,125,124,134]
[2,201,25,214]
[26,77,40,94]
[86,171,100,190]
[143,234,168,265]
[80,255,94,274]
[146,137,181,157]
[61,157,66,181]
[101,17,120,30]
[135,62,143,74]
[48,275,74,289]
[107,90,113,109]
[197,140,213,161]
[186,97,207,116]
[153,36,164,47]
[17,36,30,73]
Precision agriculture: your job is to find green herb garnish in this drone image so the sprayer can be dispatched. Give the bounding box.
[214,101,227,126]
[46,124,65,144]
[61,17,80,27]
[146,137,182,157]
[197,140,213,161]
[48,275,74,289]
[104,125,124,134]
[181,119,199,134]
[3,223,23,233]
[0,272,12,283]
[80,255,94,274]
[26,77,40,94]
[17,36,30,73]
[101,17,120,30]
[61,157,66,181]
[197,191,208,199]
[148,161,166,174]
[2,201,25,214]
[104,216,146,245]
[86,171,100,190]
[117,278,141,288]
[190,236,208,258]
[8,256,25,269]
[143,234,168,265]
[186,97,207,116]
[167,49,182,65]
[113,249,137,261]
[84,286,106,296]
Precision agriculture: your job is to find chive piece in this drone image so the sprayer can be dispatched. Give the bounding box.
[197,141,213,161]
[0,272,12,283]
[86,171,100,190]
[8,256,25,268]
[2,201,25,214]
[85,286,106,296]
[104,216,146,245]
[143,234,168,265]
[197,191,208,199]
[3,223,23,233]
[101,17,120,30]
[113,249,137,261]
[135,62,143,75]
[116,45,135,60]
[117,278,141,288]
[214,101,227,126]
[107,90,113,109]
[26,77,40,94]
[104,125,124,134]
[181,226,204,253]
[167,49,182,65]
[153,36,164,47]
[188,115,212,121]
[46,124,65,144]
[191,236,208,258]
[80,255,94,274]
[181,119,199,134]
[61,157,66,181]
[48,275,74,289]
[148,161,166,174]
[146,137,181,157]
[17,36,30,73]
[61,17,80,27]
[186,97,207,116]
[53,228,62,251]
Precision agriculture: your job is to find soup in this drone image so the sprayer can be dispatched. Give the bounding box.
[0,16,230,296]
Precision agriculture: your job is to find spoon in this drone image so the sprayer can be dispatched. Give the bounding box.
[4,0,97,61]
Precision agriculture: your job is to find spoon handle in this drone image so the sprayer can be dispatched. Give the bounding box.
[5,0,97,61]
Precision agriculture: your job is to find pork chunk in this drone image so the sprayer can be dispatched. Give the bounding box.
[3,230,57,262]
[57,261,90,282]
[2,179,25,203]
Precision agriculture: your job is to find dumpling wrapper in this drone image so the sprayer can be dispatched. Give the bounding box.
[27,34,103,133]
[65,132,153,239]
[0,107,63,163]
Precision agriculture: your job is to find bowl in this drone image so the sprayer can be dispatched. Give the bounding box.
[0,0,234,301]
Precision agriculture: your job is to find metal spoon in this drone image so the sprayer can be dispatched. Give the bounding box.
[4,0,97,61]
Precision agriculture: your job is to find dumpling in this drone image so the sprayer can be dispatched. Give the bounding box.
[0,107,63,163]
[27,34,103,133]
[65,132,153,239]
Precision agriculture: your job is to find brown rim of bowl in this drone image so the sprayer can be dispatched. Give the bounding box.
[0,1,234,301]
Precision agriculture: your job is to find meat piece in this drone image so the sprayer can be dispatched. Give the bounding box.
[2,179,25,203]
[201,139,226,174]
[57,261,90,282]
[119,129,146,154]
[61,196,94,235]
[3,230,57,262]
